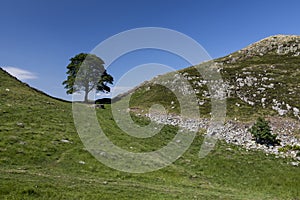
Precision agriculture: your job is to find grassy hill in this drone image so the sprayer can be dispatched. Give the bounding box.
[126,35,300,121]
[1,35,300,199]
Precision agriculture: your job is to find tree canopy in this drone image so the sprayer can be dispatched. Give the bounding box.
[62,53,113,102]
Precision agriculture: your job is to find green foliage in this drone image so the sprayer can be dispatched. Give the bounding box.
[62,53,113,102]
[279,145,300,153]
[249,117,280,146]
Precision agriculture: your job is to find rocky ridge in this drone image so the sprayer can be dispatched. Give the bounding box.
[225,34,300,64]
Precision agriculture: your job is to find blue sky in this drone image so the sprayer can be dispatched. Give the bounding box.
[1,0,300,100]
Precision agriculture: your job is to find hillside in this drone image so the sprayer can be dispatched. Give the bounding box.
[1,34,300,199]
[120,35,300,158]
[127,35,300,120]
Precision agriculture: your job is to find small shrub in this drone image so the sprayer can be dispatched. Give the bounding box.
[249,117,280,146]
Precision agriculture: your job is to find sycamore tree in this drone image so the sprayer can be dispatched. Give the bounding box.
[63,53,113,102]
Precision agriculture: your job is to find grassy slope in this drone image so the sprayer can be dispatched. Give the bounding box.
[128,53,300,122]
[1,68,300,199]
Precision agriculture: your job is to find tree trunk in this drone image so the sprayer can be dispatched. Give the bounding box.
[84,90,89,103]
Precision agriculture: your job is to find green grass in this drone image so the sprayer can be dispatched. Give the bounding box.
[1,66,300,199]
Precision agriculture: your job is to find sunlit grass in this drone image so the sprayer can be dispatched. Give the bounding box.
[1,67,300,199]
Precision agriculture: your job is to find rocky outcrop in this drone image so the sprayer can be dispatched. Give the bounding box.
[226,35,300,64]
[141,111,300,160]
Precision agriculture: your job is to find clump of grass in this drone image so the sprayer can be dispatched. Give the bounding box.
[279,145,300,153]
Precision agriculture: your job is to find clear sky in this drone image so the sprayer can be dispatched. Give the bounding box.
[1,0,300,100]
